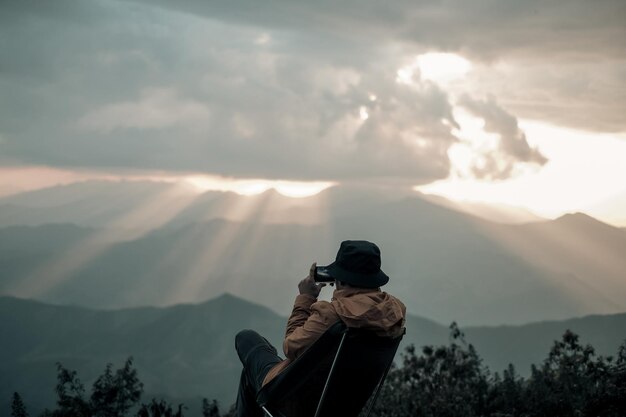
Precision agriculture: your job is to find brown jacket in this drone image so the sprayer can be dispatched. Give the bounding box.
[262,286,406,387]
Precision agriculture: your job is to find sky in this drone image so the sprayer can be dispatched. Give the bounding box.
[1,0,626,225]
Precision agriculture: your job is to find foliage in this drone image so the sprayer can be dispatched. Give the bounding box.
[136,399,185,417]
[47,363,91,417]
[367,322,489,417]
[8,332,626,417]
[11,392,29,417]
[521,331,626,417]
[201,399,220,417]
[91,358,144,417]
[366,328,626,417]
[39,359,143,417]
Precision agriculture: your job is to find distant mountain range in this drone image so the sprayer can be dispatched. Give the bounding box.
[1,294,283,414]
[1,181,625,325]
[1,295,624,414]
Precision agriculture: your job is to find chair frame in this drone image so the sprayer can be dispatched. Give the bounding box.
[260,326,403,417]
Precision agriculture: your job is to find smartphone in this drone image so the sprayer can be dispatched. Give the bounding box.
[314,266,334,283]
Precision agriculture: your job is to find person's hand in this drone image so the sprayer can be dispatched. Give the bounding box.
[298,262,326,298]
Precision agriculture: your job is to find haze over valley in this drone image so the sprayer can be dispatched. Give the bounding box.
[1,181,625,326]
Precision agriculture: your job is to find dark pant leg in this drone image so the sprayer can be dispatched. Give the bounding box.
[235,330,282,417]
[235,368,265,417]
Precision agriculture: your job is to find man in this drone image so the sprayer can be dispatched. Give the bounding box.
[234,240,406,417]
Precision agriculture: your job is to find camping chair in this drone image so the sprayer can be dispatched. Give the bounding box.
[256,321,405,417]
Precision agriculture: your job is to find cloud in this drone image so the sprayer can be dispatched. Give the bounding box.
[0,0,461,183]
[461,58,626,133]
[76,88,211,133]
[456,95,548,180]
[0,0,620,185]
[460,95,547,163]
[127,0,626,133]
[127,0,626,60]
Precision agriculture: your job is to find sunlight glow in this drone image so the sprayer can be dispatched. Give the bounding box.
[0,166,126,197]
[417,52,472,84]
[396,67,414,85]
[165,187,334,306]
[273,182,334,198]
[396,52,472,86]
[417,120,626,224]
[447,144,475,177]
[359,106,369,120]
[185,175,335,198]
[0,166,204,198]
[446,107,501,178]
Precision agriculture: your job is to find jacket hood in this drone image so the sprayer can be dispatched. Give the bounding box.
[331,287,406,337]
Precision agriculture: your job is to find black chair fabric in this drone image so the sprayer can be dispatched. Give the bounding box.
[256,321,404,417]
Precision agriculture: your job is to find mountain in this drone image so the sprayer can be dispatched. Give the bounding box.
[0,181,389,228]
[0,224,97,291]
[480,212,626,315]
[1,295,624,414]
[465,313,626,374]
[0,181,197,230]
[421,193,545,224]
[0,294,285,415]
[2,183,626,325]
[0,216,593,325]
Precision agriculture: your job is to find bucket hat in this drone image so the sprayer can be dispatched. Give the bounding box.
[323,240,389,288]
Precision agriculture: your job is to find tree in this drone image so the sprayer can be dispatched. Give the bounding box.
[525,330,625,417]
[53,363,91,417]
[40,358,143,417]
[487,364,525,417]
[136,399,185,417]
[201,399,220,417]
[90,357,144,417]
[12,332,626,417]
[11,392,28,417]
[368,322,489,417]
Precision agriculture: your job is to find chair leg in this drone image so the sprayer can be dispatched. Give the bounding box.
[313,332,348,417]
[261,406,275,417]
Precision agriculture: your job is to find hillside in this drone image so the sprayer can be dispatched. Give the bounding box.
[1,182,626,325]
[2,295,624,413]
[0,294,284,414]
[481,212,626,314]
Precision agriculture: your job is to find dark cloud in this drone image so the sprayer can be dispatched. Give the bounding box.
[127,0,626,60]
[0,0,622,183]
[127,0,626,132]
[0,0,458,182]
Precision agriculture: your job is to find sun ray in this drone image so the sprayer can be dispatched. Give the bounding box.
[162,191,267,304]
[478,217,626,312]
[184,175,334,199]
[10,184,197,298]
[158,187,336,307]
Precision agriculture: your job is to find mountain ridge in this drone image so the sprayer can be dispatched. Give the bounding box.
[2,209,626,324]
[1,181,625,325]
[2,294,625,414]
